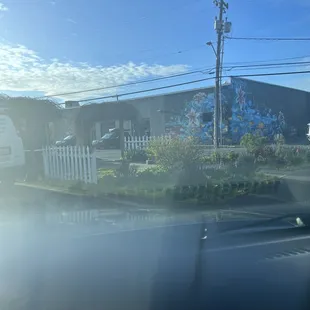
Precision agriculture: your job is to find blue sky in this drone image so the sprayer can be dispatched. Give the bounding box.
[0,0,309,102]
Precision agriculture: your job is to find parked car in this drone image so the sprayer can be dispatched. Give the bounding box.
[55,135,76,147]
[92,128,131,149]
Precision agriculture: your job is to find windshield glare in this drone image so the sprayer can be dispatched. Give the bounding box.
[0,1,309,308]
[101,133,114,139]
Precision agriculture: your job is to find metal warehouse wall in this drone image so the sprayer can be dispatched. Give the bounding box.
[236,78,310,144]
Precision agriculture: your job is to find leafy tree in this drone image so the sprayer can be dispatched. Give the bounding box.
[0,95,60,149]
[147,137,204,172]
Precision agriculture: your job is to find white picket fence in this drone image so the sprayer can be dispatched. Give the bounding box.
[42,146,97,184]
[125,135,171,150]
[124,136,246,156]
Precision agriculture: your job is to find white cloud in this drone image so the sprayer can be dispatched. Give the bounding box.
[0,3,8,11]
[0,42,189,100]
[66,18,77,24]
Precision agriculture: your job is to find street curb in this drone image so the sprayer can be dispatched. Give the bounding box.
[15,182,160,210]
[15,182,289,212]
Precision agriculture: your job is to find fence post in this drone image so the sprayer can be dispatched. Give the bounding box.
[77,146,82,181]
[66,146,71,180]
[74,146,79,181]
[70,146,74,180]
[62,146,68,180]
[124,136,128,151]
[86,146,91,183]
[91,149,98,184]
[54,147,58,179]
[81,146,87,183]
[42,147,48,178]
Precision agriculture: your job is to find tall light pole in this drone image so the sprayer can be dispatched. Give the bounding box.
[212,0,230,148]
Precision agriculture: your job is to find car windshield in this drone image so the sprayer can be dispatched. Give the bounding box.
[101,133,114,139]
[0,0,308,308]
[64,135,74,141]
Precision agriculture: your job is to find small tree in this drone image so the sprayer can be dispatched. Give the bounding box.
[240,133,268,155]
[147,137,204,172]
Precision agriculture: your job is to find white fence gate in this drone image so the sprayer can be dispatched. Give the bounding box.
[43,146,97,184]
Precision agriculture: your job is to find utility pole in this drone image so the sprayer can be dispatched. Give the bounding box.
[213,0,229,148]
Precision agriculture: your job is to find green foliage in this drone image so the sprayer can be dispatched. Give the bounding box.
[305,148,310,163]
[240,133,268,154]
[202,151,239,165]
[123,149,148,163]
[136,166,169,182]
[274,133,285,145]
[167,178,279,204]
[232,153,257,176]
[98,168,116,178]
[255,145,277,164]
[116,161,138,177]
[275,146,305,167]
[147,137,204,171]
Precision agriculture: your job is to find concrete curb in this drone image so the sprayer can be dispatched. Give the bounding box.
[15,182,160,210]
[15,181,289,213]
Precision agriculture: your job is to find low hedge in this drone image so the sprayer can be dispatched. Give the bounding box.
[167,179,280,202]
[91,176,281,206]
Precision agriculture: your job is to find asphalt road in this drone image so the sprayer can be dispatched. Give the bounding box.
[0,185,310,309]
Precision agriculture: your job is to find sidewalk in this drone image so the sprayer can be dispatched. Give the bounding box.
[261,167,310,182]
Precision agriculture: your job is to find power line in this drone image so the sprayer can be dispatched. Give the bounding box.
[226,36,310,41]
[39,60,310,99]
[79,69,310,103]
[79,76,214,103]
[38,66,214,99]
[223,60,310,70]
[224,54,310,65]
[224,63,310,73]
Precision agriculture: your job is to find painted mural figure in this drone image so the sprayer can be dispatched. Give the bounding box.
[230,79,283,143]
[165,78,285,144]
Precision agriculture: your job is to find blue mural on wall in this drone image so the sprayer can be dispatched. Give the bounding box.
[230,78,286,143]
[165,91,229,143]
[164,78,287,144]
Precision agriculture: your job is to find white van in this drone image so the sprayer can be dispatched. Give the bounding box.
[0,113,25,184]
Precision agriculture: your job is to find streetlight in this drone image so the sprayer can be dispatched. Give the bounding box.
[206,41,217,56]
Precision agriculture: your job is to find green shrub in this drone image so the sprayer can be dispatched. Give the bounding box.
[147,137,204,172]
[306,149,310,163]
[233,153,257,176]
[136,166,169,180]
[225,151,240,163]
[202,151,239,165]
[255,145,277,165]
[123,149,148,163]
[274,133,285,145]
[116,162,138,177]
[273,146,305,167]
[98,168,116,178]
[240,133,268,154]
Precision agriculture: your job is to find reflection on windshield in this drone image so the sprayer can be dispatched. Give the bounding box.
[101,133,114,139]
[64,135,73,141]
[0,0,310,307]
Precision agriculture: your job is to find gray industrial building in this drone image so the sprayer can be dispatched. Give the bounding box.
[55,77,310,145]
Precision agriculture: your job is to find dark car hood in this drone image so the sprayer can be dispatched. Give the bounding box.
[0,207,307,310]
